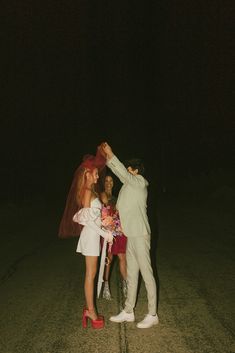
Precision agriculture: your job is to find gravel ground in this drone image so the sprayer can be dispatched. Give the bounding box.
[0,191,234,353]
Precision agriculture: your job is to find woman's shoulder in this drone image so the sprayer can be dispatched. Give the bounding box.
[100,192,109,204]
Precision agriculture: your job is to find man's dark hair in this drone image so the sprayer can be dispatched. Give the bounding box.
[125,158,145,176]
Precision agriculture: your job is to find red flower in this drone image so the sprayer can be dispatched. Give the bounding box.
[101,205,123,237]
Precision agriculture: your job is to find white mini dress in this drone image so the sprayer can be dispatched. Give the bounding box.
[73,198,107,256]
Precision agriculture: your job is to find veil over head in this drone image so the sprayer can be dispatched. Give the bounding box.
[58,145,106,238]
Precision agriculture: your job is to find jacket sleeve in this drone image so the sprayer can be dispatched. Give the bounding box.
[107,155,146,187]
[73,208,108,238]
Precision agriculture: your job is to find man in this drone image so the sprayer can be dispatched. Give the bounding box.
[101,142,158,329]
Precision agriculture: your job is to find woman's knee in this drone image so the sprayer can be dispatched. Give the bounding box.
[85,269,96,281]
[85,258,98,279]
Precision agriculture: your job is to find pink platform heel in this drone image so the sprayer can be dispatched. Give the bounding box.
[82,308,104,329]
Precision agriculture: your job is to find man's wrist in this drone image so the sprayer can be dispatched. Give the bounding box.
[107,152,114,160]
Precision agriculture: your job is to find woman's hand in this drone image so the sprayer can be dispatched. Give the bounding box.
[101,142,114,160]
[97,144,107,159]
[104,230,113,243]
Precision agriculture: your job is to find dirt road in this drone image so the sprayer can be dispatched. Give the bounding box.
[0,194,234,353]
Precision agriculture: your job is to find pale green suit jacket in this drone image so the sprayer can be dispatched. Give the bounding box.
[107,155,151,238]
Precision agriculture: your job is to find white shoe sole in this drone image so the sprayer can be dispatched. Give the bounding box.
[137,320,159,328]
[109,317,135,323]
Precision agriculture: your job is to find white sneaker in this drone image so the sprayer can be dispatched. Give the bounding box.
[136,314,159,328]
[109,310,135,323]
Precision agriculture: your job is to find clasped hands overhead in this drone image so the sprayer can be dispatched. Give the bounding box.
[98,142,113,160]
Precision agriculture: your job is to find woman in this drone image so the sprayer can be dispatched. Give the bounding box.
[58,148,113,329]
[100,173,127,300]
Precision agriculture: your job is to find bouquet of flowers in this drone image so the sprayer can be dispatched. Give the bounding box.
[101,205,123,238]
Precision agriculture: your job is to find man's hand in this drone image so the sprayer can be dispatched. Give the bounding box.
[101,142,114,160]
[97,144,107,159]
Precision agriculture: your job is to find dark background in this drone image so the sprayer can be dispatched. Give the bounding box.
[1,0,234,203]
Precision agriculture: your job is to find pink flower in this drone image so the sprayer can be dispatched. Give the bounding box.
[102,215,113,227]
[101,205,123,237]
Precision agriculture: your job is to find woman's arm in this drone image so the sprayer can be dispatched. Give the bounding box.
[82,188,92,207]
[73,209,113,242]
[81,170,94,207]
[100,191,109,205]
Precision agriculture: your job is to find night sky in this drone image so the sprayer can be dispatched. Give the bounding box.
[1,0,234,202]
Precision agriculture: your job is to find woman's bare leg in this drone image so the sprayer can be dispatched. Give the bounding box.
[103,253,113,300]
[85,256,98,319]
[104,253,113,281]
[118,253,127,280]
